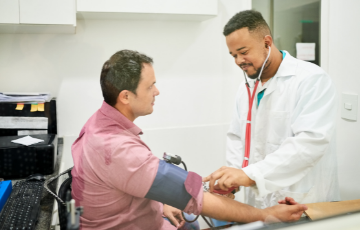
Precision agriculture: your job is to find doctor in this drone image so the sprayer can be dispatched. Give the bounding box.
[203,10,340,208]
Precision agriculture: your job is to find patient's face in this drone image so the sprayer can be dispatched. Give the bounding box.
[129,63,160,118]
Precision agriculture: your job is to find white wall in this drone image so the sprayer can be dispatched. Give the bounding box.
[0,0,251,179]
[1,0,359,206]
[0,2,252,227]
[326,0,360,201]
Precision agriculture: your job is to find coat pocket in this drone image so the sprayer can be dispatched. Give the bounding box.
[268,111,290,145]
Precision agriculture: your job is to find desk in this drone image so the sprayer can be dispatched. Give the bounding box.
[201,217,312,230]
[10,140,63,230]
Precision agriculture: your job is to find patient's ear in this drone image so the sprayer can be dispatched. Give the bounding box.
[118,90,130,105]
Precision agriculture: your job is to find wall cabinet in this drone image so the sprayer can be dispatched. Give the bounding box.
[0,0,76,34]
[77,0,217,21]
[0,0,20,24]
[0,0,217,33]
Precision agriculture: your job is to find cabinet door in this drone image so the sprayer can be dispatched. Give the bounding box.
[19,0,75,25]
[77,0,217,15]
[0,0,20,24]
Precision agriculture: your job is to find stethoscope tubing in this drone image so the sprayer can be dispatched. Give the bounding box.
[242,46,271,168]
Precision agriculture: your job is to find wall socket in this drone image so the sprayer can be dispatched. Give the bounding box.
[341,93,358,121]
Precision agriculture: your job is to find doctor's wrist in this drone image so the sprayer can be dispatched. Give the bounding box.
[239,169,256,187]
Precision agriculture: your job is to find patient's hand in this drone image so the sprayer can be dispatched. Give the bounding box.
[263,203,308,223]
[163,204,185,229]
[278,197,298,205]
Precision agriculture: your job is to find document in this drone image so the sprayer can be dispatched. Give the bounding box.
[0,92,51,103]
[0,117,48,129]
[296,43,316,61]
[11,135,44,146]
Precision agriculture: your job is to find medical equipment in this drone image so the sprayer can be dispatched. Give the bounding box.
[162,153,216,230]
[163,152,187,171]
[145,159,192,210]
[242,46,271,168]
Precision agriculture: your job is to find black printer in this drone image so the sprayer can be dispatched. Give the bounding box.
[0,100,57,179]
[0,134,57,179]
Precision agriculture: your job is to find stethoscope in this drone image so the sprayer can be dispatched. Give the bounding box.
[242,46,271,168]
[212,46,272,195]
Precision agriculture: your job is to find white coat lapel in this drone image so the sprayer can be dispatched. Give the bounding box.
[262,51,297,98]
[263,77,277,97]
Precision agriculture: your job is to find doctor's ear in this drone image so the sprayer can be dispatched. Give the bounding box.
[265,44,269,48]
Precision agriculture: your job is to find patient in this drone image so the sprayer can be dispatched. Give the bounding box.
[71,50,307,230]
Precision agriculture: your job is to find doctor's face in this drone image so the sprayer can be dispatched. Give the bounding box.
[226,28,269,79]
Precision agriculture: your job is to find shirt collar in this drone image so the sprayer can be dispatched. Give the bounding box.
[99,101,143,136]
[274,50,297,78]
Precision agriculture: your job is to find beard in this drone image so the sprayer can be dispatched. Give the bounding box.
[244,64,261,79]
[240,51,270,80]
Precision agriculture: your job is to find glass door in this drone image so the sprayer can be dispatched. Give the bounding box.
[253,0,321,66]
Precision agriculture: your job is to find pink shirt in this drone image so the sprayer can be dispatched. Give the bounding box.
[71,101,202,230]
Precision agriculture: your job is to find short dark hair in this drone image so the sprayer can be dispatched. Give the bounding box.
[223,10,271,38]
[100,50,153,106]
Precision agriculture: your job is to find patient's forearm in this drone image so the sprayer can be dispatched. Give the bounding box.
[200,192,266,223]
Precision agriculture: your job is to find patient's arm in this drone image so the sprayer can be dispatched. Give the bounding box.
[201,192,307,223]
[144,160,306,223]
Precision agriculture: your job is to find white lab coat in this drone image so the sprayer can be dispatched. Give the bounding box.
[226,51,340,209]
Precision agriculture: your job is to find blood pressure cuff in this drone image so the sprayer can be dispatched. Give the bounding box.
[145,160,202,211]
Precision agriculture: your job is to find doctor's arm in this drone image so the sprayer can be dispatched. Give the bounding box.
[205,73,337,196]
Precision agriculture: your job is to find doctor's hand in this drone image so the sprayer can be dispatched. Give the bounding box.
[202,166,255,192]
[163,204,185,229]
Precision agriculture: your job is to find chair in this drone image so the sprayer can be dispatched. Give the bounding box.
[58,176,72,230]
[44,167,73,230]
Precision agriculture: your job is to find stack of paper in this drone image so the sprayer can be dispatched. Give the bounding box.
[11,135,44,146]
[0,92,51,103]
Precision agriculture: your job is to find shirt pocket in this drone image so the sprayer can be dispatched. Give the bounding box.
[267,111,290,145]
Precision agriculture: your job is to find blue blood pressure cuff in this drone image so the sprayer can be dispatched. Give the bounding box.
[145,160,193,210]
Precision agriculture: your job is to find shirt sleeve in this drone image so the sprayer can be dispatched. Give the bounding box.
[183,172,204,215]
[105,137,160,198]
[242,72,337,197]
